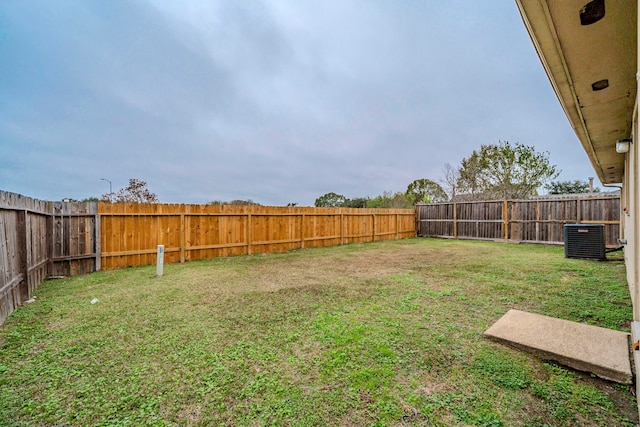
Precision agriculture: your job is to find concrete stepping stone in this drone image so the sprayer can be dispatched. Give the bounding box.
[484,309,632,384]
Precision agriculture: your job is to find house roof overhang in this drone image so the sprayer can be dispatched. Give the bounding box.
[515,0,637,184]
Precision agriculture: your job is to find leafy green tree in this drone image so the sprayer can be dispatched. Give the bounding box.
[104,178,159,203]
[545,180,599,194]
[343,197,369,208]
[230,199,260,206]
[457,152,484,199]
[209,199,261,206]
[406,179,447,205]
[315,192,347,207]
[367,191,412,208]
[458,141,559,200]
[388,192,413,208]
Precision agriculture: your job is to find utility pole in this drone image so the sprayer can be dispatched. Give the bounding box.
[100,178,112,201]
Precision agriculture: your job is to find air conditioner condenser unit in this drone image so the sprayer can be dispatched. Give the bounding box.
[564,224,606,260]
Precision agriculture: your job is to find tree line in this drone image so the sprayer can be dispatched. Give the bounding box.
[80,141,596,206]
[316,140,599,207]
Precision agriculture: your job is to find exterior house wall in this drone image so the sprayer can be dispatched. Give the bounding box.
[627,8,640,406]
[514,0,639,412]
[625,98,638,319]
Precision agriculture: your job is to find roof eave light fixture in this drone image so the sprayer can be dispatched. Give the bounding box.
[580,0,606,26]
[616,138,632,154]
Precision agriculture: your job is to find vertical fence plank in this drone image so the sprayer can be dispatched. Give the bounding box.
[502,201,508,240]
[16,210,29,302]
[535,201,540,242]
[372,213,376,241]
[577,198,582,224]
[95,208,101,271]
[453,203,458,239]
[247,212,253,255]
[180,214,185,263]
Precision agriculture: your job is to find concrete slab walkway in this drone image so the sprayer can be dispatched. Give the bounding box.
[484,309,632,384]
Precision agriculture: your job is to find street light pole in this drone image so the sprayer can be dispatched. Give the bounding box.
[100,178,112,201]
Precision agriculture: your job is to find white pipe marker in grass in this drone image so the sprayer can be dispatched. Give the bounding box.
[156,245,164,277]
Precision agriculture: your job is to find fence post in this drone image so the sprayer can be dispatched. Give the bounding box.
[94,210,101,271]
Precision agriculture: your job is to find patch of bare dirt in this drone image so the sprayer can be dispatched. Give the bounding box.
[176,403,202,425]
[234,244,460,295]
[581,374,639,425]
[182,242,481,302]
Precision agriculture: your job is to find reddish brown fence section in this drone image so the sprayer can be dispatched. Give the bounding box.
[98,203,416,270]
[0,191,98,324]
[416,194,620,247]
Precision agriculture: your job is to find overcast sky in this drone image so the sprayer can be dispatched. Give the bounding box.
[0,1,600,205]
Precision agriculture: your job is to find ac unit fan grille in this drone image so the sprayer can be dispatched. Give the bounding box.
[564,224,605,260]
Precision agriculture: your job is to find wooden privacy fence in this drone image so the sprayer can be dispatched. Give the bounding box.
[99,203,416,269]
[3,189,620,325]
[1,190,415,324]
[416,194,620,246]
[0,191,98,325]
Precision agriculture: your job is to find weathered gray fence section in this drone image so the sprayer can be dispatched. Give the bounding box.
[416,194,620,246]
[0,192,50,325]
[0,191,98,325]
[51,201,100,276]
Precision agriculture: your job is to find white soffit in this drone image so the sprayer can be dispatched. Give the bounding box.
[515,0,637,184]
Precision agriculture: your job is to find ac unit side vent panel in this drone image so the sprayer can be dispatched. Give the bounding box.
[564,224,605,260]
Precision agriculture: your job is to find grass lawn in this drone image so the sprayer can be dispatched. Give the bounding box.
[0,238,636,426]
